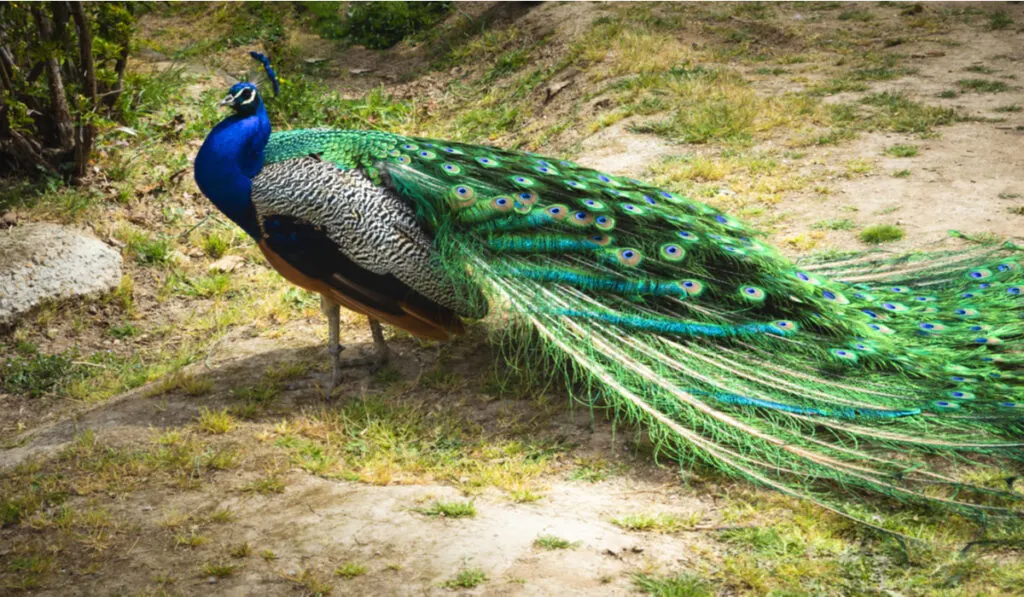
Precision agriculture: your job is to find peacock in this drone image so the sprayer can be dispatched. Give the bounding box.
[195,53,1024,534]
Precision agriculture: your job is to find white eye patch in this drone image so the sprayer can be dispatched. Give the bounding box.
[228,87,256,106]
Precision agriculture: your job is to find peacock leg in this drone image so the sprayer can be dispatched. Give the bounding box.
[322,295,343,394]
[368,318,390,366]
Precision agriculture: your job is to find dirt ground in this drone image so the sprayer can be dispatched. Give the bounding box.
[3,2,1024,596]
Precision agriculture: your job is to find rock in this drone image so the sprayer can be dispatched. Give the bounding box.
[0,223,123,327]
[1,212,17,228]
[209,254,245,273]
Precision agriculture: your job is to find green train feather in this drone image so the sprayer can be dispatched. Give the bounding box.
[264,128,1024,535]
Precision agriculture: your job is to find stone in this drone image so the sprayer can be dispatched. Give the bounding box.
[208,254,245,273]
[0,222,123,327]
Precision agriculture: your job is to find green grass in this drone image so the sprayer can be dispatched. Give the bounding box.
[441,567,487,589]
[885,144,918,157]
[994,104,1022,113]
[119,228,173,266]
[811,219,855,231]
[202,561,236,578]
[632,572,713,597]
[107,322,139,339]
[957,79,1010,93]
[987,10,1013,30]
[611,512,701,533]
[892,169,911,178]
[937,90,958,99]
[417,500,476,518]
[1,346,84,398]
[197,408,234,434]
[859,224,904,244]
[964,64,996,75]
[533,535,580,550]
[335,562,368,579]
[838,10,872,22]
[241,475,286,495]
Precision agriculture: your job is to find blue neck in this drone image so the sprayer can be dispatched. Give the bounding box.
[194,100,271,238]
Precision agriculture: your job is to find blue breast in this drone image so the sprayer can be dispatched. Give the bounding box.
[194,102,271,239]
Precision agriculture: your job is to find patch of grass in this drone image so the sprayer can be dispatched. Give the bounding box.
[197,407,234,434]
[964,64,996,75]
[632,572,713,597]
[994,104,1022,113]
[611,512,702,533]
[417,500,476,518]
[289,568,333,595]
[202,561,237,578]
[442,567,487,589]
[987,10,1013,30]
[1007,206,1024,216]
[107,322,139,339]
[838,10,872,22]
[957,79,1010,93]
[937,89,958,99]
[119,228,173,266]
[168,272,234,299]
[859,92,963,133]
[241,474,286,495]
[999,192,1022,199]
[229,542,251,559]
[1,346,84,397]
[808,78,869,96]
[174,531,209,549]
[885,144,918,157]
[892,169,912,178]
[201,230,233,258]
[533,535,580,550]
[845,158,874,176]
[335,562,368,579]
[811,219,855,231]
[859,224,904,244]
[261,550,277,562]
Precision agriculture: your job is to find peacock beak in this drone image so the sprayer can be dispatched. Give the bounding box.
[218,94,234,107]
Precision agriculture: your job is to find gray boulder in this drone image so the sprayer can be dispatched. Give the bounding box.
[0,222,123,326]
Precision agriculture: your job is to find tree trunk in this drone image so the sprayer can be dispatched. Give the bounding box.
[31,6,74,151]
[69,1,96,182]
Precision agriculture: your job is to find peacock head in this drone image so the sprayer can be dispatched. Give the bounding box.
[220,82,263,115]
[218,52,280,116]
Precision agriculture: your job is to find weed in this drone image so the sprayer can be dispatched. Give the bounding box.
[987,10,1013,30]
[994,104,1022,113]
[892,169,912,178]
[174,531,209,548]
[108,322,139,339]
[838,10,872,22]
[201,230,233,258]
[845,158,874,176]
[612,512,702,533]
[418,500,476,518]
[859,92,962,133]
[812,219,855,231]
[632,572,713,597]
[335,562,368,578]
[1006,206,1024,216]
[937,90,958,99]
[202,561,237,578]
[999,192,1022,199]
[859,224,904,244]
[964,64,996,75]
[885,144,918,157]
[289,568,333,595]
[119,228,173,265]
[261,550,277,562]
[229,542,251,558]
[208,508,235,524]
[442,567,487,589]
[533,535,580,550]
[1,347,84,397]
[957,79,1009,93]
[197,408,234,434]
[241,475,286,495]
